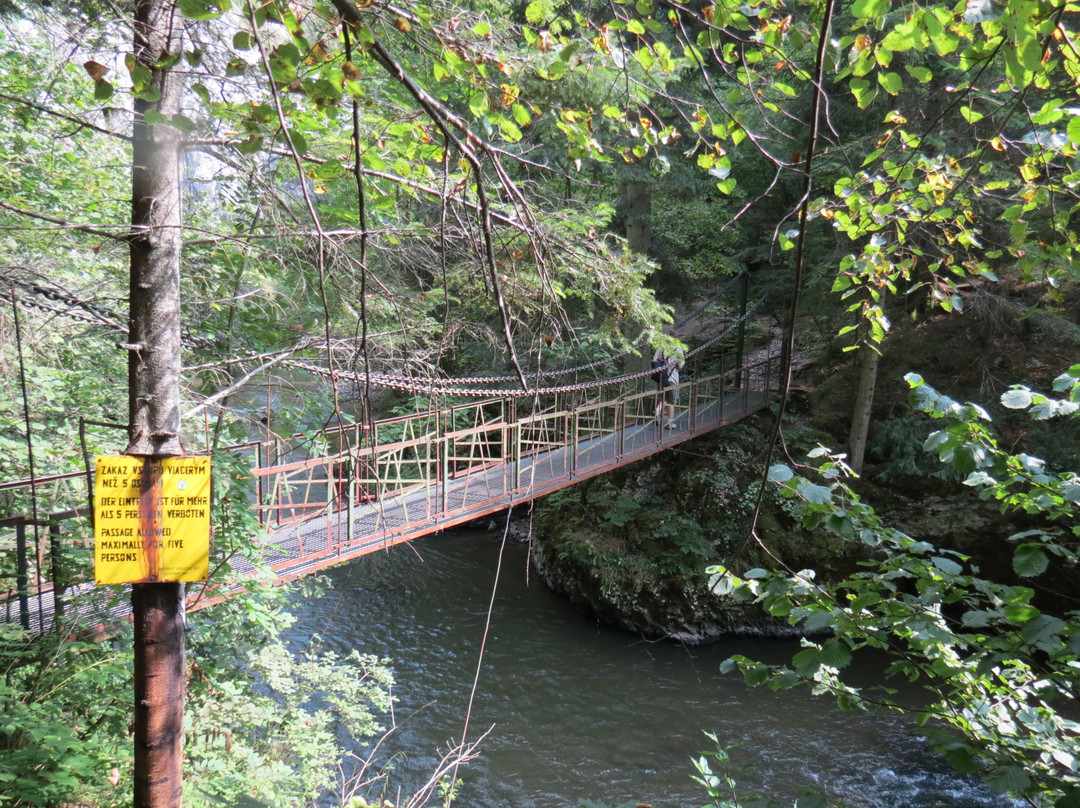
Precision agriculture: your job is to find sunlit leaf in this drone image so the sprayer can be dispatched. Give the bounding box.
[1001,388,1033,409]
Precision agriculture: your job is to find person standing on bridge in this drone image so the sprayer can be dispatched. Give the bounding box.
[652,340,685,430]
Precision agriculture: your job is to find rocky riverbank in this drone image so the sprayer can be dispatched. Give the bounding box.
[521,413,863,643]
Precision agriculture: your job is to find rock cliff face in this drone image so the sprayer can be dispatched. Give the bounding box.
[526,414,859,644]
[527,411,1061,642]
[529,526,801,644]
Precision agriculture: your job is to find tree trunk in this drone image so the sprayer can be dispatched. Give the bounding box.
[624,179,651,254]
[127,0,183,459]
[848,331,880,476]
[132,580,185,808]
[127,0,186,805]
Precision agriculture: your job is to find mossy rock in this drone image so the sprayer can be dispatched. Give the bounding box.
[529,414,863,642]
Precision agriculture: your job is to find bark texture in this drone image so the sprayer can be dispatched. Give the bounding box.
[848,337,881,476]
[127,0,183,458]
[132,581,185,808]
[127,0,186,805]
[624,179,651,254]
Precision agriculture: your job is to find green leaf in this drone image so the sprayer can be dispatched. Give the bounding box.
[169,113,196,133]
[93,79,114,101]
[236,134,262,155]
[767,464,794,483]
[469,91,489,117]
[849,78,877,109]
[135,84,162,103]
[1055,790,1080,808]
[743,664,771,687]
[1067,116,1080,146]
[944,746,980,773]
[877,71,903,95]
[803,611,835,633]
[127,57,153,93]
[1004,603,1040,624]
[715,177,736,195]
[819,638,852,669]
[851,0,889,17]
[850,592,881,611]
[1013,543,1049,577]
[905,65,932,83]
[985,766,1031,794]
[1004,46,1030,88]
[931,556,963,577]
[288,129,307,156]
[512,103,532,126]
[1021,38,1043,72]
[793,647,821,675]
[710,573,734,596]
[1001,388,1033,409]
[961,105,984,124]
[496,116,523,143]
[796,479,833,505]
[1022,614,1066,645]
[963,471,996,487]
[177,0,230,20]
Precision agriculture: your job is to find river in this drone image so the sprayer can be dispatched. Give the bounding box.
[286,528,1019,808]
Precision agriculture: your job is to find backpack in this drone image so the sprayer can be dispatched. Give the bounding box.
[650,356,670,385]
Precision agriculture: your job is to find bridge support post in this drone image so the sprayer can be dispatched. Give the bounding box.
[719,360,727,421]
[346,455,355,548]
[15,519,29,632]
[440,436,450,514]
[511,423,521,491]
[616,402,624,460]
[735,271,748,389]
[569,410,578,477]
[48,516,65,622]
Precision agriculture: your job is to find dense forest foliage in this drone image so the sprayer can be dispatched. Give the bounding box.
[1,0,1079,805]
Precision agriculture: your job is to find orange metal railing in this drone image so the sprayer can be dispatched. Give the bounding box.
[0,344,779,633]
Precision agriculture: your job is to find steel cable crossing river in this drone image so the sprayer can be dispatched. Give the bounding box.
[286,529,1022,808]
[284,294,768,398]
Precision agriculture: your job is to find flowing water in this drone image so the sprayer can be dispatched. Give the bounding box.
[286,528,1019,808]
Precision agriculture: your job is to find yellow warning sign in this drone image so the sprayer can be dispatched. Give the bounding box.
[94,456,211,585]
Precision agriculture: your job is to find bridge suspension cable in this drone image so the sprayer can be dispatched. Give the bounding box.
[365,269,756,389]
[286,294,767,398]
[6,262,756,393]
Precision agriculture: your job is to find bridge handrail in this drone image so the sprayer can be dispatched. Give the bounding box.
[0,342,779,633]
[0,348,771,509]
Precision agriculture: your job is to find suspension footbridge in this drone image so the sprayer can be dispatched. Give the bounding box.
[1,282,780,634]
